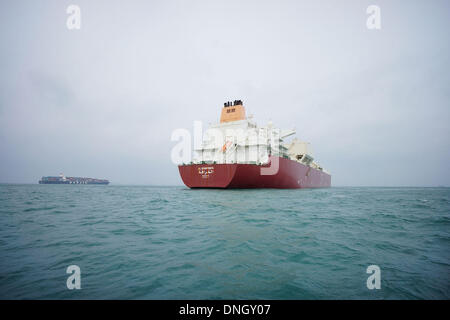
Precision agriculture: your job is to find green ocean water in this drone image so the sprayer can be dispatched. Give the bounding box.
[0,184,449,299]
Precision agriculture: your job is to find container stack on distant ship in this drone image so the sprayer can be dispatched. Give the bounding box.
[178,100,331,189]
[39,173,109,185]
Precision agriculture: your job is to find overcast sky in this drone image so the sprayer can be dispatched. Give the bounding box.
[0,0,449,186]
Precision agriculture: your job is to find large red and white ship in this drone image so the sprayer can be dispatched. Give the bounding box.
[178,100,331,189]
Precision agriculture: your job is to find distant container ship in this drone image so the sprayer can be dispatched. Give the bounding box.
[39,173,109,185]
[178,100,331,189]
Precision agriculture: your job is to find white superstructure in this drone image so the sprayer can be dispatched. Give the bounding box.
[192,100,328,173]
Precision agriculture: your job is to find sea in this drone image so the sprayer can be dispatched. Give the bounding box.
[0,184,448,299]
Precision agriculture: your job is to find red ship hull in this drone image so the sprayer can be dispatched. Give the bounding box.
[178,156,331,189]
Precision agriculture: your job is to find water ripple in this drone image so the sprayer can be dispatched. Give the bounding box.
[0,185,449,299]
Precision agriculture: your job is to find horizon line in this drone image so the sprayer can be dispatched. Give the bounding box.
[0,183,449,188]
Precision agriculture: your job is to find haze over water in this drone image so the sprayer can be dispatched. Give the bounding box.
[0,184,448,299]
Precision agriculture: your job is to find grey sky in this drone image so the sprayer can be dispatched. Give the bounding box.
[0,0,449,186]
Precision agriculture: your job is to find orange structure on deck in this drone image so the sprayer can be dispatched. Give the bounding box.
[220,100,246,123]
